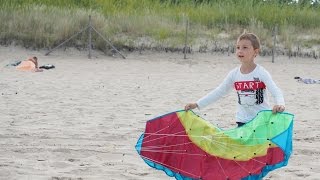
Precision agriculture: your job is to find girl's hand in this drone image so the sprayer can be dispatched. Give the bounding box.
[272,105,285,114]
[185,103,198,111]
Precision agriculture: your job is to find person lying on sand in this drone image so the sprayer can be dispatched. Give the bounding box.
[16,56,43,72]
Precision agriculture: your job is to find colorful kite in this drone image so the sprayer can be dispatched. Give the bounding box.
[135,110,294,180]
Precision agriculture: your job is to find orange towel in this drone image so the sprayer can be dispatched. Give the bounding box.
[16,60,36,71]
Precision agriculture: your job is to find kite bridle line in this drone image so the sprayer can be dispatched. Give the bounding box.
[139,139,269,179]
[139,133,270,162]
[141,130,187,145]
[137,120,275,149]
[138,141,195,151]
[139,154,202,179]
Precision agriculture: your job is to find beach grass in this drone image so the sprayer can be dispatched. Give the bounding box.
[0,0,319,54]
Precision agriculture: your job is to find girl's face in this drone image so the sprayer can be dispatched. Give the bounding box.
[236,39,259,63]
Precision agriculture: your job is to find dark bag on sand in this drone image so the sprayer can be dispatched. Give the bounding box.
[5,60,21,67]
[39,64,55,70]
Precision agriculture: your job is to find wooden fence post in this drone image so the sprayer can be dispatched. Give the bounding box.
[184,19,189,59]
[272,25,277,63]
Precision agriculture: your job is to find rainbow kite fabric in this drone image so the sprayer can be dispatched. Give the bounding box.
[135,110,294,180]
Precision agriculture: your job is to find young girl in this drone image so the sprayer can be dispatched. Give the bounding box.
[185,32,285,127]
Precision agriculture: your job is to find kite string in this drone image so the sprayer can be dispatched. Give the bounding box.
[142,118,176,140]
[140,149,206,156]
[205,137,271,178]
[139,154,201,179]
[140,137,271,158]
[232,144,270,175]
[142,133,270,141]
[143,131,270,163]
[140,141,195,150]
[138,117,273,141]
[138,117,273,168]
[139,143,269,179]
[139,131,271,150]
[139,133,269,164]
[137,130,186,145]
[205,135,269,165]
[140,114,273,147]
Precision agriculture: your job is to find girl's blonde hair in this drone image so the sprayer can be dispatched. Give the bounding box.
[237,30,261,50]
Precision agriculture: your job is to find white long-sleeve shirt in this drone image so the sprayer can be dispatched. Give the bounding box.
[197,64,285,123]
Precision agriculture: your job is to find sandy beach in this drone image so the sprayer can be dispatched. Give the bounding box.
[1,46,319,180]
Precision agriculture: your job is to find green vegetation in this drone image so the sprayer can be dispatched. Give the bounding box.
[0,0,319,54]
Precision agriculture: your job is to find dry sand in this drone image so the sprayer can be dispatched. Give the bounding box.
[1,46,319,180]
